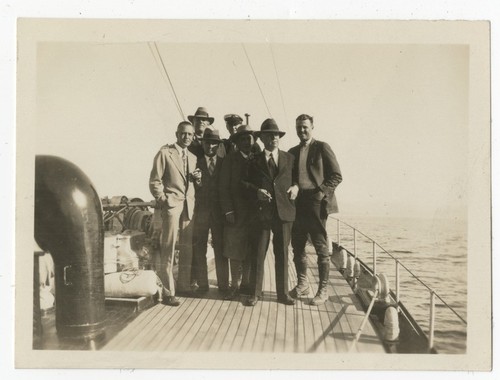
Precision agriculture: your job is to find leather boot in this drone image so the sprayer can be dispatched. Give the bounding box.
[311,259,330,306]
[289,258,310,299]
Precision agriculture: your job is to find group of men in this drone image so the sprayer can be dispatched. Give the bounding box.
[149,107,342,307]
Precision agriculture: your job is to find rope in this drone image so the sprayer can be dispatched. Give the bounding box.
[269,43,289,129]
[148,42,186,121]
[242,43,272,117]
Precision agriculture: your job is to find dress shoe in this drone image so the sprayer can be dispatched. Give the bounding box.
[195,286,209,295]
[163,296,181,306]
[246,296,259,306]
[277,294,296,305]
[289,284,310,299]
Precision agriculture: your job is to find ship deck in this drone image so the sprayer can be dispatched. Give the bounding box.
[98,250,386,353]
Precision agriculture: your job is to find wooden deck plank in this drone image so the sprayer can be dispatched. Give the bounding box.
[284,258,297,353]
[251,250,273,352]
[230,296,255,352]
[118,304,176,351]
[263,251,279,351]
[146,297,199,351]
[100,244,385,354]
[102,303,162,350]
[210,298,241,351]
[188,298,224,351]
[219,296,247,352]
[169,297,212,352]
[198,298,232,351]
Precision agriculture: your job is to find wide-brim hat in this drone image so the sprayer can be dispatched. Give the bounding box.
[199,126,222,142]
[230,124,255,142]
[254,118,286,137]
[188,107,215,124]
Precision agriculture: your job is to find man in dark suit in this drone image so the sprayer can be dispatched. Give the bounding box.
[192,127,230,296]
[222,113,262,156]
[245,118,298,306]
[187,106,215,159]
[219,124,258,299]
[149,121,201,306]
[288,114,342,305]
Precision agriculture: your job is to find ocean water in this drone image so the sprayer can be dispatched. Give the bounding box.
[327,215,467,354]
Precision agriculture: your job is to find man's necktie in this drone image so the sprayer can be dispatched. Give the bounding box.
[182,149,188,176]
[268,152,278,178]
[208,157,215,176]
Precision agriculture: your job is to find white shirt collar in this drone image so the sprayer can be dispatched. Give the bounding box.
[240,151,249,159]
[174,142,187,155]
[264,149,279,165]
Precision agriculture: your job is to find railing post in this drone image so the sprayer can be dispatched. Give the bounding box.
[372,241,377,276]
[395,260,400,312]
[353,229,357,260]
[428,290,436,352]
[337,219,341,246]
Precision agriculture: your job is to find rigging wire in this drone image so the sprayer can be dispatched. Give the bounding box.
[242,43,272,118]
[148,42,186,121]
[269,42,289,130]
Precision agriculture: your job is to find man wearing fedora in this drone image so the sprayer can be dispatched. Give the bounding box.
[244,118,298,306]
[187,107,215,159]
[191,126,230,295]
[222,113,261,156]
[149,121,201,306]
[288,114,342,305]
[219,124,259,299]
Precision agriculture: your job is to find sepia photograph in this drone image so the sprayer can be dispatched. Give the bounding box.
[6,6,493,377]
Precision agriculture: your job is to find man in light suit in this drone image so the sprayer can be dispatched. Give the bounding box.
[244,118,298,306]
[288,114,342,305]
[191,127,229,296]
[149,121,201,306]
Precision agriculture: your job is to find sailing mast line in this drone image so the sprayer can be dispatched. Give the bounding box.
[242,43,272,118]
[269,42,289,130]
[148,42,186,121]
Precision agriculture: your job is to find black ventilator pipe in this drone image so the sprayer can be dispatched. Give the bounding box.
[35,155,105,339]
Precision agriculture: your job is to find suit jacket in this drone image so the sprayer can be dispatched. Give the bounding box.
[193,155,224,224]
[288,138,342,214]
[149,144,197,219]
[246,150,296,223]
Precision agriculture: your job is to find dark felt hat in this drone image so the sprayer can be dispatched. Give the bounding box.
[187,107,215,124]
[199,127,222,142]
[255,118,286,137]
[230,124,255,142]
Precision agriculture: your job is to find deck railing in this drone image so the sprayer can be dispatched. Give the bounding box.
[329,216,467,352]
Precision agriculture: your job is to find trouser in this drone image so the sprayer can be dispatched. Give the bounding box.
[192,212,228,290]
[160,204,193,296]
[252,218,293,299]
[291,193,330,268]
[229,258,252,289]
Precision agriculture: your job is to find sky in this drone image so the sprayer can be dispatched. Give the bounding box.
[35,37,468,219]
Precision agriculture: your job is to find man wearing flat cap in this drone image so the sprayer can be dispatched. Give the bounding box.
[187,106,215,159]
[288,114,342,305]
[191,126,230,296]
[222,113,262,155]
[244,118,298,306]
[219,124,259,299]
